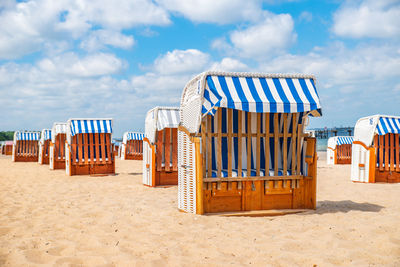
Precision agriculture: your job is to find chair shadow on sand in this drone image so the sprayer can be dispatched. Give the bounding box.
[128,172,142,176]
[313,200,384,214]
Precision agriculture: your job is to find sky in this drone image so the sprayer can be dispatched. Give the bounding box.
[0,0,399,138]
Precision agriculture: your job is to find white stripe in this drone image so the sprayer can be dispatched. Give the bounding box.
[252,78,271,112]
[239,77,257,112]
[266,78,284,113]
[292,79,310,110]
[225,77,242,110]
[87,120,93,132]
[211,76,227,107]
[280,78,297,113]
[305,79,320,109]
[99,120,105,133]
[388,118,398,133]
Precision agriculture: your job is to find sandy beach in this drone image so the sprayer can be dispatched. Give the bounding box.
[0,152,399,266]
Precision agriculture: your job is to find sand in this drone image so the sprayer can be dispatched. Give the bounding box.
[0,152,399,266]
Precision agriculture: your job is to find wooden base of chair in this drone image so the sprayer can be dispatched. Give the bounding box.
[40,156,49,164]
[124,154,143,160]
[14,156,38,162]
[155,170,178,186]
[375,170,400,183]
[202,178,316,213]
[335,158,351,164]
[70,163,115,176]
[52,160,65,170]
[5,151,12,156]
[208,209,308,217]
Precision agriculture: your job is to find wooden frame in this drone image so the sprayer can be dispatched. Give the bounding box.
[113,144,119,158]
[372,133,400,183]
[180,108,317,215]
[13,140,39,162]
[67,133,115,176]
[144,128,178,187]
[50,133,66,169]
[39,139,50,164]
[2,144,13,155]
[124,140,143,160]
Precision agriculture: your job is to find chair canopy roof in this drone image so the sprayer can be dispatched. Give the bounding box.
[122,132,144,144]
[327,136,354,150]
[66,118,113,144]
[145,106,180,144]
[354,115,400,147]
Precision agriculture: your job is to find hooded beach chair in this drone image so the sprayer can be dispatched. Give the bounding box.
[327,136,353,164]
[65,118,114,176]
[143,107,180,187]
[49,122,67,170]
[12,131,40,162]
[1,141,13,155]
[38,129,52,164]
[121,132,144,160]
[351,115,400,183]
[178,71,322,215]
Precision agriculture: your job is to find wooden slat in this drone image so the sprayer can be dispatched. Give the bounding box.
[84,133,89,164]
[379,135,384,171]
[172,128,178,171]
[265,113,270,176]
[238,110,242,178]
[217,109,222,179]
[274,113,279,176]
[297,124,303,175]
[165,128,171,172]
[156,130,163,171]
[78,134,83,164]
[227,109,233,177]
[390,133,394,172]
[283,113,288,175]
[385,134,389,171]
[256,113,261,176]
[247,112,252,177]
[291,113,297,175]
[207,115,212,178]
[89,133,94,163]
[100,133,106,164]
[95,133,100,163]
[396,134,400,172]
[105,133,112,162]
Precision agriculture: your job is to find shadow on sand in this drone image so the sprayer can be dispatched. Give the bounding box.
[128,172,142,176]
[314,200,384,214]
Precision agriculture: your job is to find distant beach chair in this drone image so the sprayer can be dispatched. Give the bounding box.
[351,115,400,183]
[178,71,321,215]
[50,122,67,170]
[12,131,40,162]
[327,136,353,164]
[65,119,115,176]
[112,140,120,158]
[121,132,144,160]
[143,107,180,187]
[38,129,52,164]
[1,141,13,155]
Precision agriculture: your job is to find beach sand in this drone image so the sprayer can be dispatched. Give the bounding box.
[0,152,399,266]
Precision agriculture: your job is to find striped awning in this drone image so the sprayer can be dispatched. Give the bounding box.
[377,117,400,135]
[41,129,52,142]
[15,131,40,141]
[123,132,144,144]
[68,119,113,136]
[202,74,321,116]
[157,108,180,130]
[337,136,353,145]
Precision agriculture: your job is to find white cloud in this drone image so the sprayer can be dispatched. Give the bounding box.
[210,57,248,72]
[38,52,125,77]
[299,11,312,22]
[156,0,264,24]
[213,14,296,59]
[0,0,170,59]
[80,30,135,51]
[333,0,400,38]
[153,49,210,75]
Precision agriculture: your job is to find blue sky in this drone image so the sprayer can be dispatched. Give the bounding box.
[0,0,399,138]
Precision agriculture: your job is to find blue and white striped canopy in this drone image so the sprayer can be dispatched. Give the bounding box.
[15,131,40,141]
[377,117,400,135]
[68,119,113,136]
[202,74,321,116]
[337,136,353,145]
[41,129,52,141]
[123,132,144,143]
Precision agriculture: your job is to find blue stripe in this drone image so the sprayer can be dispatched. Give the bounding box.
[90,120,95,134]
[218,76,235,110]
[272,78,291,113]
[77,120,82,134]
[299,78,317,110]
[232,77,248,111]
[246,77,263,113]
[286,78,304,112]
[259,78,277,113]
[83,120,89,134]
[379,118,389,135]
